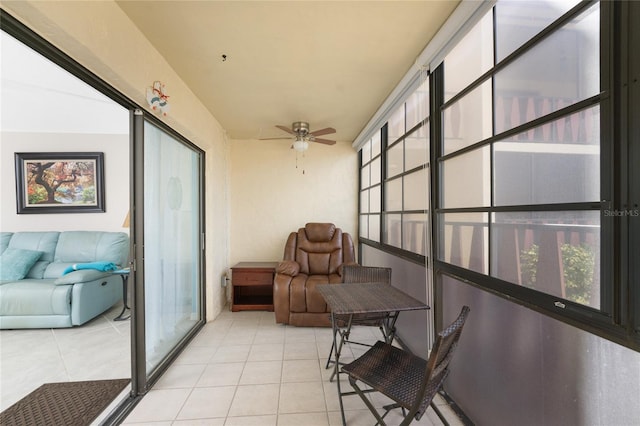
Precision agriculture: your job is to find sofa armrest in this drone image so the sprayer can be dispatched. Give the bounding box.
[54,270,112,285]
[70,275,121,326]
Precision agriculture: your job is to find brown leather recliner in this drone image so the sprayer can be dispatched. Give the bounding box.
[274,223,357,327]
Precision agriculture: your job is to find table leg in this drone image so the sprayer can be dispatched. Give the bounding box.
[114,275,130,321]
[331,312,348,426]
[325,340,336,370]
[382,311,400,343]
[329,315,353,382]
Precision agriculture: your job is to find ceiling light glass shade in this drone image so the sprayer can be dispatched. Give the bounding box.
[293,139,309,152]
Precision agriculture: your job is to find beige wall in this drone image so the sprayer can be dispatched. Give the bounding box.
[229,139,359,270]
[2,0,360,317]
[2,0,230,320]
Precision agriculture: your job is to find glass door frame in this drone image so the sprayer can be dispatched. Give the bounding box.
[1,10,208,422]
[130,110,207,394]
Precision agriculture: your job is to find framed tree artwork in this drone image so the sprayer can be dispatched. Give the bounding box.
[15,152,105,214]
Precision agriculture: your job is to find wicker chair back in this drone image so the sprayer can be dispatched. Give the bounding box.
[341,305,471,425]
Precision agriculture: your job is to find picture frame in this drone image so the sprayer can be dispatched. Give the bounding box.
[15,152,105,214]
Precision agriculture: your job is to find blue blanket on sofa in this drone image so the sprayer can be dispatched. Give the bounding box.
[62,261,118,275]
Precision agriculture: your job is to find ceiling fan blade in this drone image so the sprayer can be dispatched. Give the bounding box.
[312,138,336,145]
[309,127,336,137]
[276,125,295,135]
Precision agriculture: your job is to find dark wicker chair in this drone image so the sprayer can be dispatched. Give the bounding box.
[341,305,470,426]
[340,265,393,328]
[325,265,392,371]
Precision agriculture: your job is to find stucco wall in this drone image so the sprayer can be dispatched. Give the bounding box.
[1,0,230,320]
[2,0,360,316]
[229,138,358,269]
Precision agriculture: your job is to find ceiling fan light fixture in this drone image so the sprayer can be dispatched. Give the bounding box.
[293,138,309,152]
[292,121,310,137]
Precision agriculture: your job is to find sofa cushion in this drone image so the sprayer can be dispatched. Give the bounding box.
[0,232,12,254]
[7,232,60,279]
[0,279,72,316]
[0,248,43,281]
[45,231,128,279]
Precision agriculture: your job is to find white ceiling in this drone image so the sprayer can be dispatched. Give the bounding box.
[0,32,129,134]
[116,1,459,143]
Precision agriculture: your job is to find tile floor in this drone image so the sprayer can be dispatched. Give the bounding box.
[0,303,131,412]
[0,306,465,425]
[122,310,465,426]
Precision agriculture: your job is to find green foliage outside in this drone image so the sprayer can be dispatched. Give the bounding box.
[520,243,595,305]
[520,245,538,291]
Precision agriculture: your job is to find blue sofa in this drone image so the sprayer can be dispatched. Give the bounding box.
[0,231,129,329]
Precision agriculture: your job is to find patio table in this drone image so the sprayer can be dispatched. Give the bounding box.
[316,282,429,425]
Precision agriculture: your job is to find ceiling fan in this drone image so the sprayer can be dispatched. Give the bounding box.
[260,121,336,151]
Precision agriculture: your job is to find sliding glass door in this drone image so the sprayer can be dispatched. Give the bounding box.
[2,12,206,421]
[130,111,206,392]
[141,120,204,374]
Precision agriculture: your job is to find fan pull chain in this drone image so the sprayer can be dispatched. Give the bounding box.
[295,150,305,174]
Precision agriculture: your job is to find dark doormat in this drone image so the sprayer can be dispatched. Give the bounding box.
[0,378,130,426]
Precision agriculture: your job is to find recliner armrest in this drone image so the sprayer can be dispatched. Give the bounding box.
[276,260,300,277]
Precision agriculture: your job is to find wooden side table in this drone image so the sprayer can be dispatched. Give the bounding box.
[231,262,278,312]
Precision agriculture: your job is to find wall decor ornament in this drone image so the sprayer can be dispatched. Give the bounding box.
[146,81,170,116]
[15,152,105,214]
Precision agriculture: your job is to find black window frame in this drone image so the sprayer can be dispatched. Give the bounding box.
[432,0,639,351]
[359,80,432,265]
[358,127,384,245]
